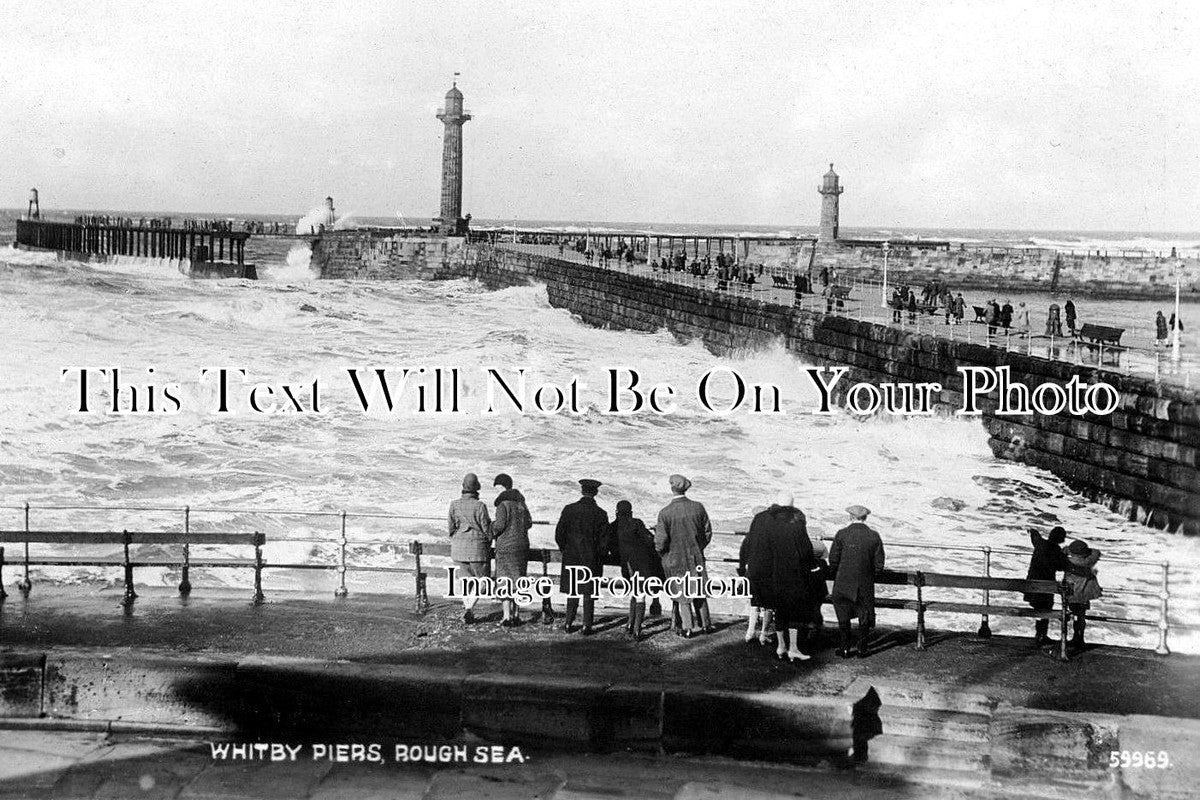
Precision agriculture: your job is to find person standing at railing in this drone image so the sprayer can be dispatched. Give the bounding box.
[492,473,532,628]
[555,478,609,636]
[1065,299,1078,336]
[1023,526,1068,646]
[1156,311,1169,346]
[743,492,819,663]
[655,474,713,638]
[610,500,662,641]
[1001,300,1013,330]
[953,292,966,325]
[1063,540,1103,650]
[448,473,494,624]
[738,505,773,646]
[829,505,886,659]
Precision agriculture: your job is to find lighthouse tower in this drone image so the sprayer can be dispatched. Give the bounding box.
[817,164,843,241]
[435,80,472,234]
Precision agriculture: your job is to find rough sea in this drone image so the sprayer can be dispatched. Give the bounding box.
[1,211,1197,653]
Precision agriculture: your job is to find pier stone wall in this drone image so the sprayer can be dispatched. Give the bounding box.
[447,245,1200,535]
[311,231,466,279]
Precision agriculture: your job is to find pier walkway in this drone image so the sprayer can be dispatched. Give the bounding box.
[498,243,1200,386]
[3,587,1200,797]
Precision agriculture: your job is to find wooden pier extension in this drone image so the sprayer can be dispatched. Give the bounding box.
[14,219,256,279]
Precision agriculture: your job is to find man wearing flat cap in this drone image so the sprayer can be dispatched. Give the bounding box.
[829,504,886,658]
[655,474,713,637]
[555,479,610,635]
[448,473,493,624]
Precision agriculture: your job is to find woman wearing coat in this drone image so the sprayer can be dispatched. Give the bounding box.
[745,492,817,662]
[492,473,532,628]
[610,500,663,641]
[447,473,493,624]
[739,506,773,645]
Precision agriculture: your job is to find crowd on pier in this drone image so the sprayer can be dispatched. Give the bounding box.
[73,215,240,232]
[447,473,1105,660]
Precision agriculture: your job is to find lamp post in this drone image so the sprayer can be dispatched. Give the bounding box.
[880,241,891,309]
[1173,260,1184,365]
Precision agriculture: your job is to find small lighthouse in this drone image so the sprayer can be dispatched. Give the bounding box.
[817,164,843,241]
[435,79,472,235]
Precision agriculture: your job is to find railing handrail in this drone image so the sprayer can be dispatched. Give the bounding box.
[0,502,1184,573]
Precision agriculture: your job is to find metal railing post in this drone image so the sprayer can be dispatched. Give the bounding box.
[1156,561,1171,655]
[334,511,349,598]
[1058,581,1071,662]
[540,549,556,624]
[977,546,992,638]
[409,540,427,614]
[18,502,32,594]
[251,531,265,605]
[179,506,192,596]
[120,529,137,607]
[915,572,926,650]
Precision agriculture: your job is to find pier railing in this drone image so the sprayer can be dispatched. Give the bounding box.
[494,243,1198,386]
[0,502,1190,655]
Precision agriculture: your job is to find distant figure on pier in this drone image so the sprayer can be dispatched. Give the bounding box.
[492,473,532,628]
[829,505,885,659]
[1065,299,1078,336]
[609,500,661,641]
[953,293,966,325]
[820,266,829,287]
[986,300,1000,335]
[1015,302,1029,332]
[906,292,917,323]
[1170,312,1185,335]
[655,474,713,638]
[890,287,903,323]
[1063,540,1103,650]
[1156,311,1169,346]
[448,473,493,624]
[555,478,609,636]
[1046,304,1064,337]
[1001,300,1013,330]
[1024,526,1068,646]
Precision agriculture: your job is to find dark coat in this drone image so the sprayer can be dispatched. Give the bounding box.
[610,516,663,581]
[829,522,885,612]
[1024,531,1066,606]
[554,496,609,592]
[742,505,819,622]
[654,496,712,580]
[493,489,532,555]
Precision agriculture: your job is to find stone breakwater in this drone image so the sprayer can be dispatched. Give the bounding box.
[311,237,1200,534]
[311,230,465,279]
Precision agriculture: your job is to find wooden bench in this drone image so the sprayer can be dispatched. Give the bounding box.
[873,569,1072,660]
[1077,323,1125,347]
[0,530,266,606]
[410,541,562,621]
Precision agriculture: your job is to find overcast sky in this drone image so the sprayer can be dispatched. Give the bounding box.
[2,1,1197,231]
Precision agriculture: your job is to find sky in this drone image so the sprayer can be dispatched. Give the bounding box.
[2,1,1197,231]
